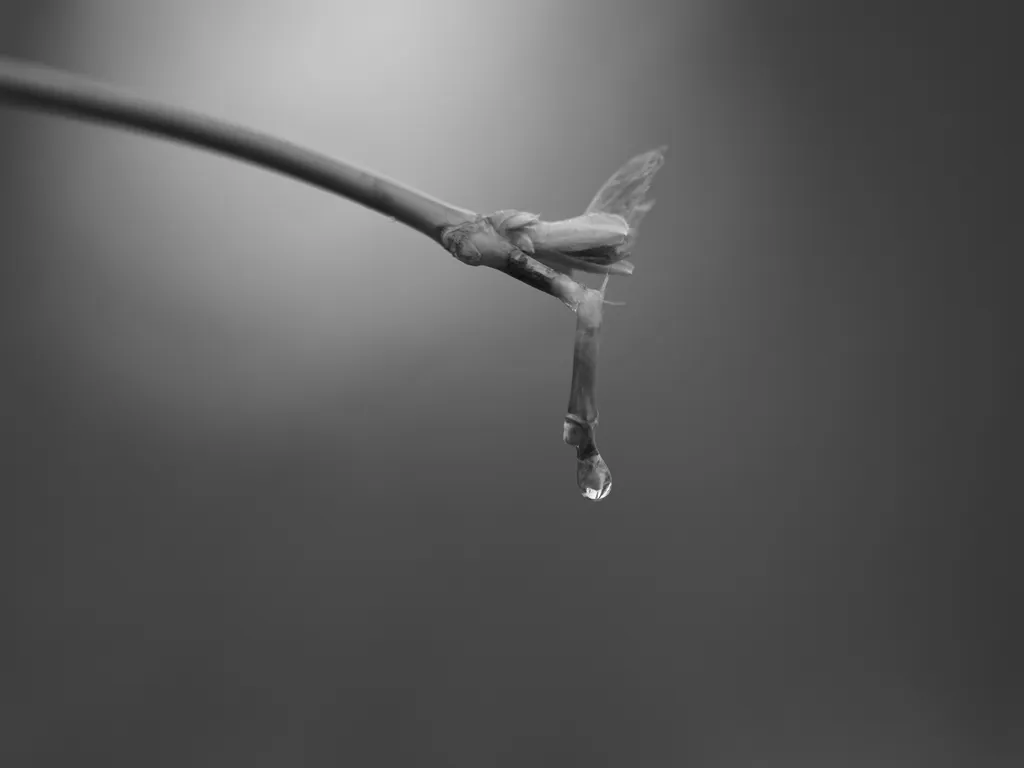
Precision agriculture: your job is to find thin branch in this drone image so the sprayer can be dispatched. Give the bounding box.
[2,55,666,500]
[0,56,475,243]
[0,57,662,312]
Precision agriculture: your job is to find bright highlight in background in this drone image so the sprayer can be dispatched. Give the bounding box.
[16,0,680,429]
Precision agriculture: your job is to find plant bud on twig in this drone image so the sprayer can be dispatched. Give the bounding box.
[1,56,667,500]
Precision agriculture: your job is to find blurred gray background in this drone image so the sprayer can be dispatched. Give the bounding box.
[1,1,1015,765]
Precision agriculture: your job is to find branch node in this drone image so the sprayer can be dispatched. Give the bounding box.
[441,214,589,310]
[440,215,489,267]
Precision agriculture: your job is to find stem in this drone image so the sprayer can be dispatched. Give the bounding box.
[563,288,613,501]
[0,56,475,243]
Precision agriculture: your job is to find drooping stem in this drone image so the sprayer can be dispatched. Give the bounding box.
[0,56,475,243]
[563,285,613,501]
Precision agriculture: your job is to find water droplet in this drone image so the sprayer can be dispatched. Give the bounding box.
[578,454,612,501]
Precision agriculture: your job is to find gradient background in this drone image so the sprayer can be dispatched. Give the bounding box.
[0,1,1015,765]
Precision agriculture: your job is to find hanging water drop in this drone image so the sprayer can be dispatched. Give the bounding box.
[578,453,612,501]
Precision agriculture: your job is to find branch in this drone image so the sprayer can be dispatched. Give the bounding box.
[0,57,477,242]
[0,57,566,307]
[2,55,666,499]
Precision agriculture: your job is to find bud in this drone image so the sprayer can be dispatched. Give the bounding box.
[529,212,630,254]
[484,147,665,278]
[488,209,635,276]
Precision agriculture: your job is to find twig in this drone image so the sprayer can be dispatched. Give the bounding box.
[0,57,633,308]
[0,57,476,241]
[1,55,665,499]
